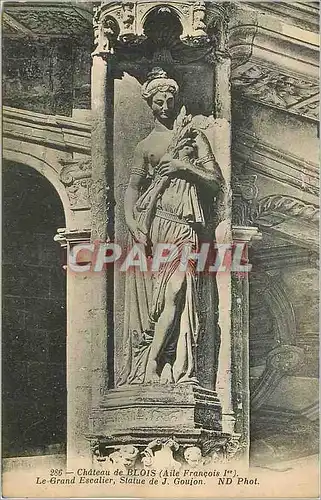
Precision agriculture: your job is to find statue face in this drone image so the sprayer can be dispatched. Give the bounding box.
[194,10,204,24]
[184,446,202,467]
[150,91,176,120]
[120,445,138,468]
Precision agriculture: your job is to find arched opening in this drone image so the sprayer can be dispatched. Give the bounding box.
[142,6,183,64]
[2,161,67,459]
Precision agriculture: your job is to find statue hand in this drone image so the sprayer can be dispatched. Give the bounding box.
[129,222,149,247]
[157,158,183,177]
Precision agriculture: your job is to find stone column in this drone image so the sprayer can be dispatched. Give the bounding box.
[54,228,93,468]
[212,47,235,434]
[90,41,115,403]
[231,226,261,459]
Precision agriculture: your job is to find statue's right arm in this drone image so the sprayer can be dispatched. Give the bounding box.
[124,143,148,234]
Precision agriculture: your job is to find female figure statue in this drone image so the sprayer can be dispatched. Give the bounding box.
[119,68,223,386]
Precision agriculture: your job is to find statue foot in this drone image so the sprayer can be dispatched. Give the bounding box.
[160,363,174,384]
[144,360,160,384]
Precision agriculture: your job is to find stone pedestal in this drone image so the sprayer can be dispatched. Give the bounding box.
[91,384,222,446]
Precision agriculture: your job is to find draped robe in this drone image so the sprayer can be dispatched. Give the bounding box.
[118,112,222,385]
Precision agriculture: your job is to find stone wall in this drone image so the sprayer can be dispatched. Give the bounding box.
[2,36,91,116]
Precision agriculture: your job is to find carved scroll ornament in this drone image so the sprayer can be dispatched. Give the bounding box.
[251,195,319,227]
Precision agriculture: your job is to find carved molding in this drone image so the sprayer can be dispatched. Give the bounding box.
[251,345,305,411]
[251,195,319,227]
[265,274,296,346]
[3,6,92,37]
[251,246,319,272]
[249,270,297,362]
[228,3,319,120]
[59,158,92,211]
[233,130,319,199]
[229,15,319,76]
[290,96,319,120]
[3,106,91,155]
[232,64,319,121]
[254,403,319,425]
[249,2,319,33]
[2,11,35,36]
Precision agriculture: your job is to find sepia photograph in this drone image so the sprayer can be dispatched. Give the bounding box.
[1,0,319,497]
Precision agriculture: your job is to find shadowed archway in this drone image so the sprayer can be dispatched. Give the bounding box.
[2,161,67,458]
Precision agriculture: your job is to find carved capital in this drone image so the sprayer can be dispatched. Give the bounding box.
[192,0,206,37]
[54,228,91,249]
[121,2,135,33]
[93,6,120,57]
[59,158,92,211]
[232,226,261,244]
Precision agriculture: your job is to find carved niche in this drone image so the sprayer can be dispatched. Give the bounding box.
[92,0,232,63]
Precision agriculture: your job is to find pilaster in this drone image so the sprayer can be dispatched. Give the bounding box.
[54,228,92,468]
[231,225,261,459]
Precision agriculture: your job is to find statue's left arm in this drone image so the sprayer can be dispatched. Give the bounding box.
[189,130,223,190]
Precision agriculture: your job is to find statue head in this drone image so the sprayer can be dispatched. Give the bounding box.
[110,445,139,469]
[142,68,179,122]
[184,446,202,467]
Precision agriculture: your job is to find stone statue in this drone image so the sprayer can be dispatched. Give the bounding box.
[119,67,223,386]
